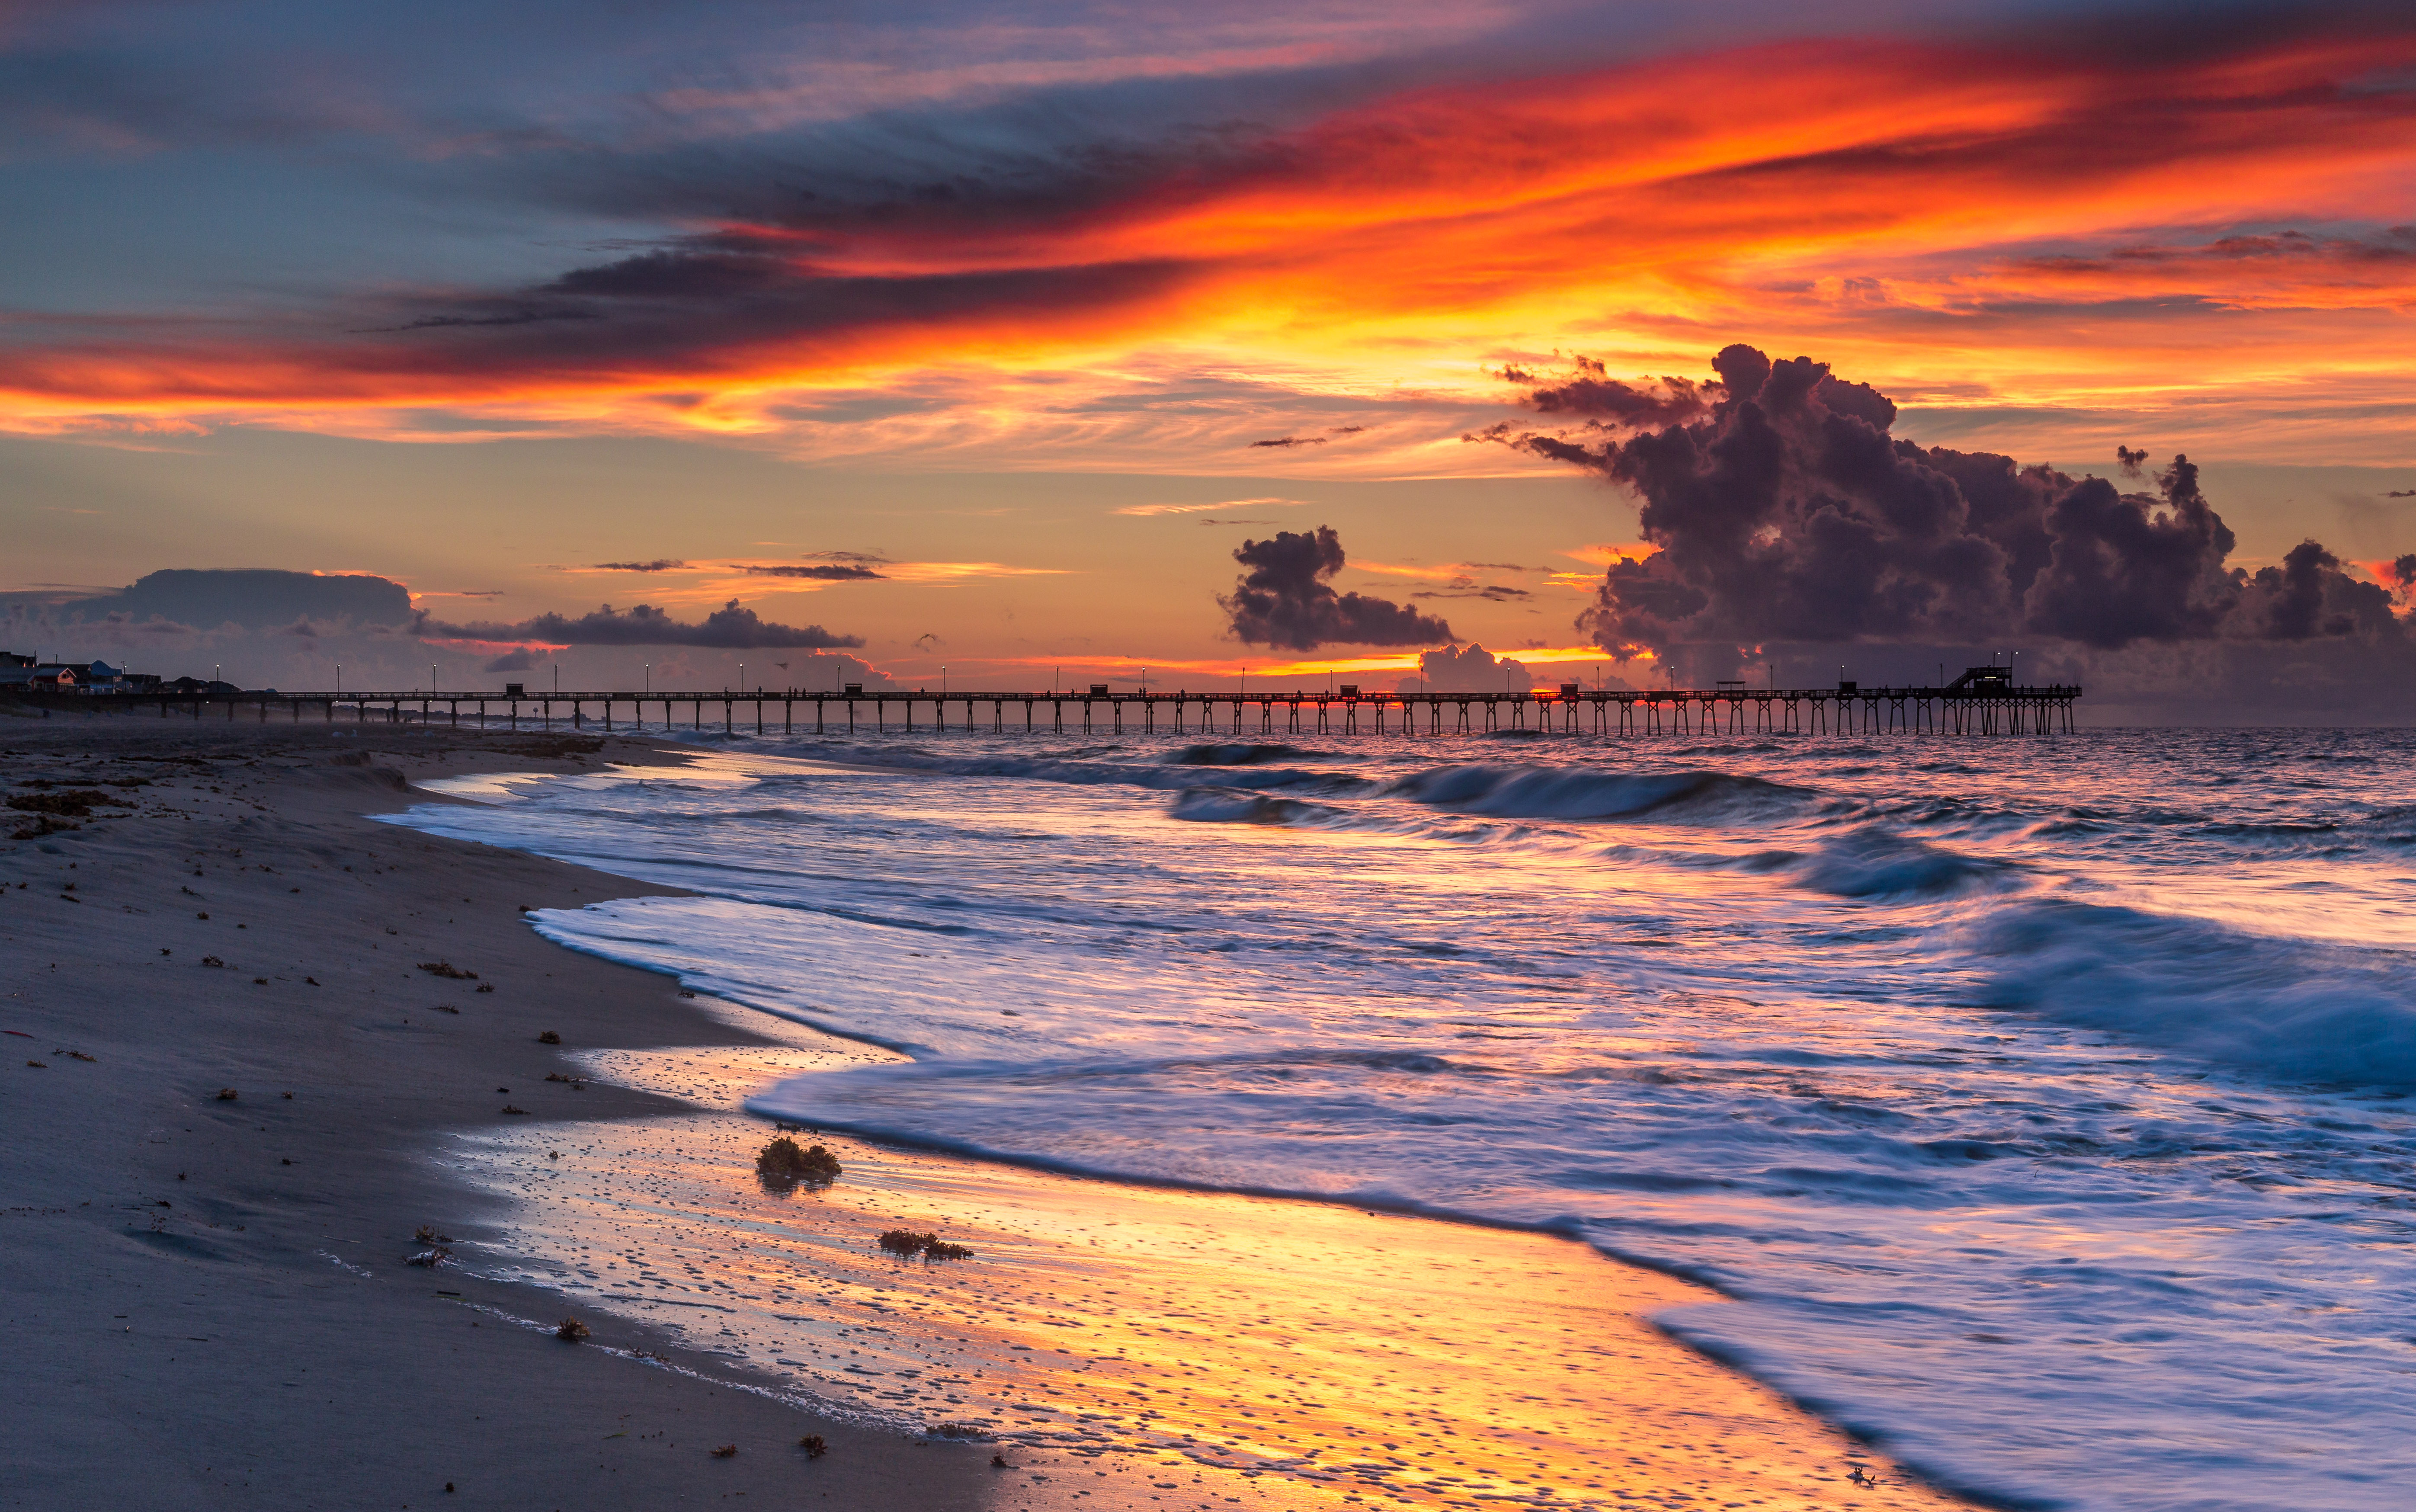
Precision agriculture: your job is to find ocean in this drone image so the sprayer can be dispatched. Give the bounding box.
[386,727,2416,1511]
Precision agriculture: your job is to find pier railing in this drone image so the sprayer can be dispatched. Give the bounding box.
[8,683,2083,736]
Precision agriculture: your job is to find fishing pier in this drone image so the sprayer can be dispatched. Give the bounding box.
[17,668,2079,736]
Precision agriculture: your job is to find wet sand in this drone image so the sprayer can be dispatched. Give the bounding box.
[1,712,1981,1510]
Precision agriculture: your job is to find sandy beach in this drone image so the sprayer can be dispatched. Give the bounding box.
[2,713,1978,1511]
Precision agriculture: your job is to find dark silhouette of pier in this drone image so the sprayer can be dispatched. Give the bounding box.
[12,666,2080,736]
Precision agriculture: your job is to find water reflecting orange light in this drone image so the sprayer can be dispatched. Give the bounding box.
[455,1015,1974,1510]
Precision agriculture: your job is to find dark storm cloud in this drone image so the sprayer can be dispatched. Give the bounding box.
[330,254,1197,384]
[740,564,884,580]
[1500,359,1713,428]
[418,599,862,648]
[1218,526,1454,651]
[1482,345,2414,662]
[361,309,600,333]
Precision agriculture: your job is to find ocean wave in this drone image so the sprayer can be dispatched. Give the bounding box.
[1794,830,2014,900]
[770,740,1376,798]
[1966,900,2416,1088]
[1167,790,1355,827]
[1387,764,1810,823]
[1163,741,1346,767]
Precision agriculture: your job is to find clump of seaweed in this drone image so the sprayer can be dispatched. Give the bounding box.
[756,1137,843,1191]
[929,1421,991,1440]
[7,789,108,817]
[404,1246,453,1268]
[877,1228,974,1261]
[417,961,478,980]
[214,1087,238,1101]
[798,1434,827,1459]
[536,1031,561,1045]
[710,1444,737,1459]
[556,1317,590,1342]
[415,1224,453,1244]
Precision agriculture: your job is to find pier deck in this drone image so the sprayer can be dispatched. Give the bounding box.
[10,682,2082,736]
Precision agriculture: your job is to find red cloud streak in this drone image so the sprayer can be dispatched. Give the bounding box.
[5,17,2414,426]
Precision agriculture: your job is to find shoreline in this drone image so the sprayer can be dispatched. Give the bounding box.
[4,718,1983,1510]
[0,721,1024,1510]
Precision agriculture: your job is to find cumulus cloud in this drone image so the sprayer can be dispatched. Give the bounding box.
[1410,642,1533,693]
[6,569,414,631]
[1218,526,1455,651]
[1482,344,2413,669]
[779,651,899,692]
[418,598,863,649]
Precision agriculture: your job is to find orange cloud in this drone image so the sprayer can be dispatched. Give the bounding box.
[5,16,2415,464]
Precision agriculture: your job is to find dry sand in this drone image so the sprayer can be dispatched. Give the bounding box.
[0,712,1984,1511]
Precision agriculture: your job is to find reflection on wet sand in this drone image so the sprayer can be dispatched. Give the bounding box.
[446,1013,1972,1512]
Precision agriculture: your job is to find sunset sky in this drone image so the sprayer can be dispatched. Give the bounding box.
[6,0,2415,710]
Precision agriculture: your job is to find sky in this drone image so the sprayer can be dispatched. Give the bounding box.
[4,0,2415,719]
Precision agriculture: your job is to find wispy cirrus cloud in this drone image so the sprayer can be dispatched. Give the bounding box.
[1114,497,1311,516]
[540,555,1056,600]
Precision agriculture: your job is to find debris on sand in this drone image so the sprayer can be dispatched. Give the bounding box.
[501,1105,529,1115]
[405,1247,453,1268]
[877,1228,974,1261]
[798,1435,827,1459]
[417,961,478,980]
[416,1225,454,1244]
[536,1031,560,1045]
[555,1317,590,1342]
[710,1444,737,1458]
[215,1088,238,1101]
[756,1137,843,1189]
